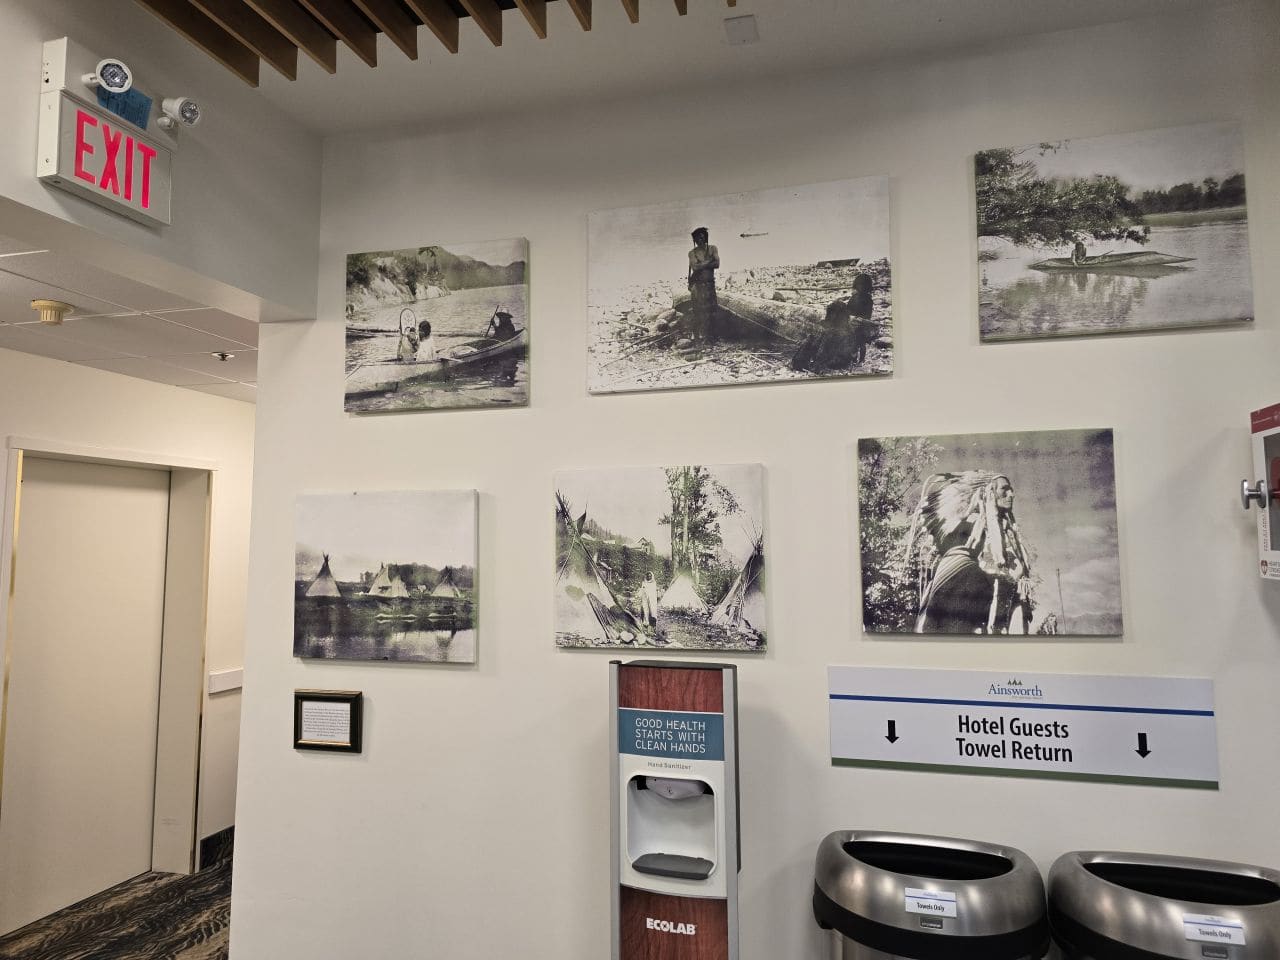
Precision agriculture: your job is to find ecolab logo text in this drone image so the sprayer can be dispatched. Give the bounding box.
[646,917,696,936]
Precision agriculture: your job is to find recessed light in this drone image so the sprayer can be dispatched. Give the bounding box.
[724,14,759,45]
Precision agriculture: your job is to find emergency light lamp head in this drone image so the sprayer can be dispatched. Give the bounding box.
[82,58,133,94]
[158,97,201,131]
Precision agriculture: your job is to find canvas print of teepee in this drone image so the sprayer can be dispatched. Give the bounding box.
[554,464,767,652]
[295,490,478,663]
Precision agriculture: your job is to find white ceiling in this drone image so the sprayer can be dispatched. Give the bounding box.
[246,0,1226,135]
[0,237,258,403]
[0,0,1227,402]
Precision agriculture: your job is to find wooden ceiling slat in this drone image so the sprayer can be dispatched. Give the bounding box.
[189,0,300,80]
[243,0,338,72]
[403,0,461,54]
[514,0,547,39]
[457,0,503,46]
[674,0,687,13]
[295,0,377,66]
[620,0,639,23]
[133,0,261,86]
[564,0,591,30]
[351,0,420,59]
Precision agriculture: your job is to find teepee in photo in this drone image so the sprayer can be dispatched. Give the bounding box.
[555,494,639,644]
[658,568,709,614]
[431,567,464,599]
[305,554,342,598]
[366,563,410,598]
[710,537,765,636]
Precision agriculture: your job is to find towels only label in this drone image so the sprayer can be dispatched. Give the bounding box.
[905,888,957,918]
[1184,915,1245,946]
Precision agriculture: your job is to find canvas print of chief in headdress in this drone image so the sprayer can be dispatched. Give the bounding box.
[857,429,1121,636]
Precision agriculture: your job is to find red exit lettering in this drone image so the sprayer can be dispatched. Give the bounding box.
[73,109,157,210]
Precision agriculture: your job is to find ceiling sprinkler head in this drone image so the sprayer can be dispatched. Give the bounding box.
[211,351,234,362]
[30,299,73,325]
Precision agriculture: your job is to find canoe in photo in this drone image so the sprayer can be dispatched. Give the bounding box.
[1029,251,1194,271]
[345,327,527,396]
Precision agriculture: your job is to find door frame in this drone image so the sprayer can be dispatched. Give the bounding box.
[0,435,217,876]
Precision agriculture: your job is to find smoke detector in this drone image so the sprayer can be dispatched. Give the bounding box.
[30,299,73,325]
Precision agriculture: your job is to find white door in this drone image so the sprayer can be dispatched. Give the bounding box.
[0,456,172,934]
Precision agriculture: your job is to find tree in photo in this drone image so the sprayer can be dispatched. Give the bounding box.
[659,467,741,592]
[976,145,1150,247]
[858,437,940,632]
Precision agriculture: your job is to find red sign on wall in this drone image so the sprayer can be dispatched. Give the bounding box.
[37,91,172,226]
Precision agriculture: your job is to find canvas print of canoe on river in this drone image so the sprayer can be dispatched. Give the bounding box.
[295,490,478,663]
[976,121,1252,341]
[587,177,892,394]
[555,464,767,652]
[857,429,1122,637]
[344,238,528,412]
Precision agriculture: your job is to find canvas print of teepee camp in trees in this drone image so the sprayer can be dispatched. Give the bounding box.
[295,490,478,663]
[554,464,767,652]
[976,121,1252,341]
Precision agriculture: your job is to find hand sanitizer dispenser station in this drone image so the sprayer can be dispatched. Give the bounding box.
[611,660,740,960]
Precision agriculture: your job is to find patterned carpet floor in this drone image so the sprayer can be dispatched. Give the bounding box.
[0,855,231,960]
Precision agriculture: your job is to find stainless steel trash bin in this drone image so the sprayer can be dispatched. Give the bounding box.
[813,830,1048,959]
[1049,851,1280,959]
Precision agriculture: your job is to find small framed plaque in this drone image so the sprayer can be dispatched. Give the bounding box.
[294,689,363,753]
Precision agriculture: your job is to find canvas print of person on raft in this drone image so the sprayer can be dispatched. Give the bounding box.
[976,121,1252,341]
[587,177,892,394]
[295,490,478,663]
[344,238,529,412]
[858,429,1122,637]
[555,464,767,651]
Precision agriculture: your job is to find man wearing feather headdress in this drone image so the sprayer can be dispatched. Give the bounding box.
[904,471,1034,634]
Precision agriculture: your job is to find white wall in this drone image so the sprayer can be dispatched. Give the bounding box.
[0,0,321,320]
[234,3,1280,957]
[0,347,255,841]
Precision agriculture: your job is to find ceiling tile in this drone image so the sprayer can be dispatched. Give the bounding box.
[0,252,203,313]
[79,357,235,386]
[41,313,248,357]
[158,349,258,382]
[184,382,258,404]
[0,323,135,362]
[0,270,124,323]
[0,234,48,257]
[150,308,259,346]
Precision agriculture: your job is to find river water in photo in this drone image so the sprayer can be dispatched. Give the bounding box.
[346,284,528,411]
[979,219,1253,340]
[295,597,476,662]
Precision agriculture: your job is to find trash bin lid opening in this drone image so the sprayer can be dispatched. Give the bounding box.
[843,841,1013,881]
[1084,862,1280,906]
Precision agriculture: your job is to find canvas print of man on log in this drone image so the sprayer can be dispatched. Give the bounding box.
[857,429,1122,637]
[976,121,1252,341]
[344,238,529,413]
[295,490,478,662]
[587,177,892,394]
[554,464,767,651]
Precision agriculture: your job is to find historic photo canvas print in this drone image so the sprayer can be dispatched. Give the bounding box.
[858,429,1121,636]
[588,177,892,394]
[555,464,767,651]
[976,121,1252,341]
[295,490,478,662]
[344,238,528,412]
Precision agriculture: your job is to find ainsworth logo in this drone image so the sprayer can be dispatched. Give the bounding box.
[988,678,1044,698]
[646,917,697,936]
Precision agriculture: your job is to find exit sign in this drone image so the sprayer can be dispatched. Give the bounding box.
[37,90,172,226]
